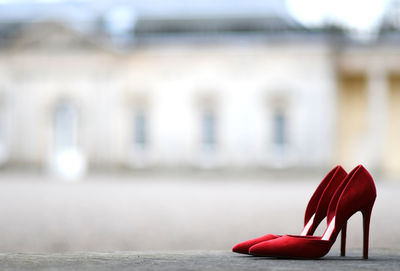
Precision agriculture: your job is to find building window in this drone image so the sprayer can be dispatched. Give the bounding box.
[202,110,216,150]
[273,109,286,147]
[133,110,147,149]
[54,101,78,151]
[52,100,86,180]
[0,107,6,164]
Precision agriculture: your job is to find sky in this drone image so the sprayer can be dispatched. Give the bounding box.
[0,0,393,33]
[287,0,391,32]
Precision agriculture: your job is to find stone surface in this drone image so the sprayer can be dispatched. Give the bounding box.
[0,173,399,252]
[0,250,399,271]
[0,173,399,270]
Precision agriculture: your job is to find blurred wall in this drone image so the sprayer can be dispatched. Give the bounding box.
[337,45,400,177]
[0,21,400,178]
[0,22,339,174]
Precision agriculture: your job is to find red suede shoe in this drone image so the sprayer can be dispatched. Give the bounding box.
[249,165,376,259]
[232,165,347,254]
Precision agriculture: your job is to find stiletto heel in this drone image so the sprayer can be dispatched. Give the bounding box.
[340,221,347,256]
[249,165,377,259]
[232,166,347,254]
[362,204,374,259]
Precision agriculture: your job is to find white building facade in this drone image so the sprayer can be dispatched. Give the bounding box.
[0,0,400,178]
[0,24,338,173]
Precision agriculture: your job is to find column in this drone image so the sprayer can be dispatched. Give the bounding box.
[366,66,388,171]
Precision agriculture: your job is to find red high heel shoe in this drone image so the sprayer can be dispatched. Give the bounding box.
[249,165,377,259]
[232,165,347,254]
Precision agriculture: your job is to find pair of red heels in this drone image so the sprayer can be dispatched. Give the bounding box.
[232,165,377,259]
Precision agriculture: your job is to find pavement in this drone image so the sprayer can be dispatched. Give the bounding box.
[0,250,399,271]
[0,172,399,269]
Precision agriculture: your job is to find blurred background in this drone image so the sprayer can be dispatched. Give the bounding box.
[0,0,400,253]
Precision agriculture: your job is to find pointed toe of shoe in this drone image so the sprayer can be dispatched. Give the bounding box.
[248,241,275,256]
[232,243,250,254]
[232,234,280,254]
[249,235,332,259]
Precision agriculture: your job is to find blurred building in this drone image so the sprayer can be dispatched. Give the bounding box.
[0,0,400,179]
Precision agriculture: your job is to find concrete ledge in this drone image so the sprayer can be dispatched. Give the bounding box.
[0,250,399,271]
